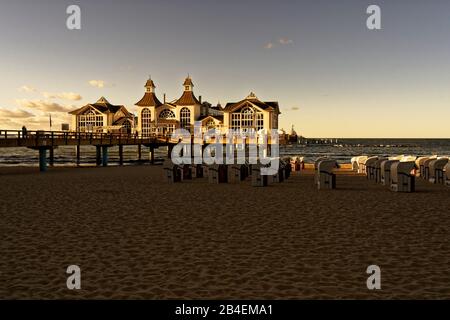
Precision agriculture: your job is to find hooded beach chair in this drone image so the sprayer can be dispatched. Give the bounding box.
[390,161,415,192]
[428,158,449,184]
[380,159,399,186]
[316,159,339,190]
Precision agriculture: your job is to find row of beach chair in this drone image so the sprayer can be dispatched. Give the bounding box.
[163,158,293,187]
[352,155,450,192]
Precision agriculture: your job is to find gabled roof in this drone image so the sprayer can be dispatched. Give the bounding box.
[198,115,224,122]
[69,97,131,116]
[223,93,280,114]
[135,92,163,107]
[145,79,156,88]
[175,91,201,106]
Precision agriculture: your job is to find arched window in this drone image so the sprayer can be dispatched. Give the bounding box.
[180,107,191,129]
[141,108,151,137]
[159,109,176,119]
[241,107,254,129]
[121,120,132,134]
[206,119,216,129]
[78,109,103,132]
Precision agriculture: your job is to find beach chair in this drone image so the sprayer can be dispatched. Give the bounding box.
[191,164,204,178]
[182,164,192,180]
[282,157,292,179]
[316,159,339,190]
[252,164,268,187]
[356,156,369,174]
[423,158,437,181]
[227,164,246,184]
[445,162,450,187]
[380,160,399,186]
[351,156,367,172]
[163,159,182,183]
[390,161,415,192]
[290,156,304,172]
[313,157,329,185]
[364,157,379,181]
[374,158,388,183]
[428,158,449,184]
[415,157,429,178]
[208,164,228,184]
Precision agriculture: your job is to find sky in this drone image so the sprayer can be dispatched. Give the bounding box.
[0,0,449,138]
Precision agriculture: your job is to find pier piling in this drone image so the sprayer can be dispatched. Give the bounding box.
[102,146,109,167]
[138,145,142,161]
[39,148,47,172]
[96,146,102,166]
[150,146,155,164]
[76,145,81,166]
[119,145,124,166]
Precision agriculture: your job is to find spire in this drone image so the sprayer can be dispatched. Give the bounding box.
[145,77,156,93]
[246,92,258,100]
[183,76,194,91]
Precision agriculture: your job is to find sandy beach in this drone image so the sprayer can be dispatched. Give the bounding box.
[1,165,450,299]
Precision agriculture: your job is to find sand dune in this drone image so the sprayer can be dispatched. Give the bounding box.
[1,165,450,299]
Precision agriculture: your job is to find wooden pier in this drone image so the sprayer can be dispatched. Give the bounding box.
[0,130,175,171]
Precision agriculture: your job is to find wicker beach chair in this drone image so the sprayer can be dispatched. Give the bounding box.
[445,162,450,187]
[380,159,399,186]
[364,157,379,181]
[163,159,183,183]
[373,158,388,183]
[390,161,415,192]
[316,159,339,190]
[251,164,268,187]
[428,158,449,184]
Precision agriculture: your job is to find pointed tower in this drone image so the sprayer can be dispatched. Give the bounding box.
[135,77,163,137]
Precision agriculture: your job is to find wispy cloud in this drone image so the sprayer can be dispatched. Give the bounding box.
[0,108,35,118]
[42,92,82,101]
[264,42,274,49]
[291,106,300,111]
[279,37,294,45]
[15,99,73,113]
[88,80,106,88]
[18,85,37,93]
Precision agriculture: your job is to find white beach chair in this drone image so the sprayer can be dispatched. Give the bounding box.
[390,161,415,192]
[423,157,437,181]
[252,164,268,187]
[428,158,449,184]
[351,156,367,173]
[364,157,379,181]
[191,164,204,178]
[380,160,399,186]
[313,157,329,185]
[163,159,183,183]
[357,156,369,174]
[316,159,339,190]
[373,158,388,183]
[415,157,429,178]
[227,164,246,184]
[208,164,228,184]
[445,162,450,187]
[290,156,304,172]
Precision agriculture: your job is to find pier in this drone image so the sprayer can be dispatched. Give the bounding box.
[0,130,174,171]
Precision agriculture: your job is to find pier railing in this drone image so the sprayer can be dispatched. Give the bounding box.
[0,130,175,148]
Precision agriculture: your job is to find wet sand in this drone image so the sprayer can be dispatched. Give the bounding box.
[1,165,450,299]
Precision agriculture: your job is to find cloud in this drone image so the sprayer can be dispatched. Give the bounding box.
[15,99,73,113]
[88,80,106,88]
[18,85,37,93]
[0,108,35,118]
[264,42,274,49]
[291,106,300,111]
[42,92,82,101]
[279,38,293,45]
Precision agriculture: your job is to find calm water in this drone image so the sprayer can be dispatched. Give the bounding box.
[0,139,450,167]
